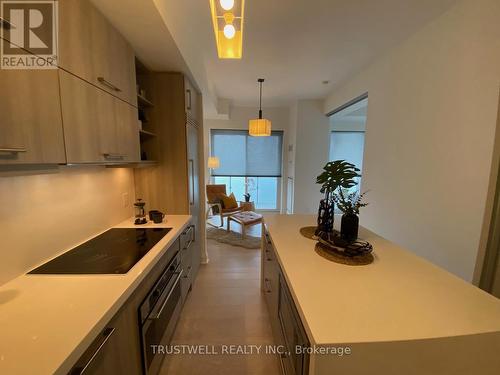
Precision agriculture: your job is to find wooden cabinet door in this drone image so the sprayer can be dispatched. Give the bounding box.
[114,99,140,162]
[69,309,142,375]
[59,70,119,163]
[58,0,137,106]
[0,69,65,164]
[108,30,137,107]
[58,0,100,89]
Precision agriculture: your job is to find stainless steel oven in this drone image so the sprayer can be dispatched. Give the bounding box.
[139,251,183,375]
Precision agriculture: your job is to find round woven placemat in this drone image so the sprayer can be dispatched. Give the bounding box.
[300,226,334,239]
[315,242,374,266]
[300,226,374,266]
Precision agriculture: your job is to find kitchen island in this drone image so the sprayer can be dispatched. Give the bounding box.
[262,214,500,375]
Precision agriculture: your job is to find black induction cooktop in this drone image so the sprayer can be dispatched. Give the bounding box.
[29,228,171,275]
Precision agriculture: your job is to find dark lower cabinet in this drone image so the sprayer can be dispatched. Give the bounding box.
[262,229,310,375]
[263,232,280,337]
[69,304,142,375]
[278,273,310,375]
[180,225,196,302]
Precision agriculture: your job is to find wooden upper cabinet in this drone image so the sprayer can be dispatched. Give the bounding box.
[114,99,141,163]
[0,69,65,164]
[58,0,137,107]
[59,70,114,163]
[59,70,140,164]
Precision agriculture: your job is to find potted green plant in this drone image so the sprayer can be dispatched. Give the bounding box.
[333,189,368,242]
[315,160,361,234]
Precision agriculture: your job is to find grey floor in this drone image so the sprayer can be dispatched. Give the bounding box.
[160,221,280,374]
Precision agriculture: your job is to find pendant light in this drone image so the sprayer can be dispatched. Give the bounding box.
[207,156,220,169]
[249,78,271,137]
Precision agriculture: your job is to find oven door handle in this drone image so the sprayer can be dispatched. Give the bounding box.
[148,269,183,320]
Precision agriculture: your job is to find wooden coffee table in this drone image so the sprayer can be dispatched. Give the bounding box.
[227,211,263,239]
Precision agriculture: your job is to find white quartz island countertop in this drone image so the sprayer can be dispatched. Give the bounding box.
[264,214,500,374]
[0,215,191,375]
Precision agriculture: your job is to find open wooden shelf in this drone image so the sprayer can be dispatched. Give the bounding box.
[137,94,154,108]
[139,129,157,138]
[136,160,158,167]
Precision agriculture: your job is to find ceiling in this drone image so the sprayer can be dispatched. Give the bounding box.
[92,0,458,115]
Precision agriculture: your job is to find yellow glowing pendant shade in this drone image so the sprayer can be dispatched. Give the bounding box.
[209,0,245,59]
[249,79,272,137]
[249,119,272,137]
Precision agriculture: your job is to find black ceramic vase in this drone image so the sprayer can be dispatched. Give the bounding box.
[341,213,359,242]
[316,197,335,234]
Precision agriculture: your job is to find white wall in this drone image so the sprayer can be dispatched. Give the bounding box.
[292,100,330,214]
[204,105,291,212]
[0,167,135,285]
[324,0,500,282]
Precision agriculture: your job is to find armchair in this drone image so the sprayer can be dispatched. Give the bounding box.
[206,184,244,227]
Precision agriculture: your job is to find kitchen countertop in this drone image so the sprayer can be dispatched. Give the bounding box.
[0,215,191,375]
[264,214,500,346]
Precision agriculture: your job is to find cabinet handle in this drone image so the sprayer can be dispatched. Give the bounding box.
[278,352,287,374]
[280,351,291,359]
[265,278,272,293]
[186,89,192,110]
[182,266,192,278]
[190,225,196,243]
[188,159,195,206]
[77,327,116,374]
[97,77,122,92]
[102,153,125,160]
[0,147,27,153]
[0,17,14,30]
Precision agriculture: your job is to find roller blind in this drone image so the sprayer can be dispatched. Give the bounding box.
[211,129,283,177]
[329,131,365,171]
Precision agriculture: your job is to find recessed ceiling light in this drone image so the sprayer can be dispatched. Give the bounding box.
[223,24,236,39]
[220,0,234,11]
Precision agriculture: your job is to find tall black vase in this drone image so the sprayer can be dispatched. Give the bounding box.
[341,213,359,242]
[316,197,334,234]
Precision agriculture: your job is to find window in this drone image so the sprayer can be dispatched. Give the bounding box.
[212,176,278,210]
[329,131,365,170]
[211,130,283,210]
[328,96,368,194]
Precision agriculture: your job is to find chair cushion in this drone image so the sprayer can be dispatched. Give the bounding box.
[221,193,238,209]
[221,206,242,214]
[206,184,227,203]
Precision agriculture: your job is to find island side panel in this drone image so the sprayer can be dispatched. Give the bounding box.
[312,332,500,375]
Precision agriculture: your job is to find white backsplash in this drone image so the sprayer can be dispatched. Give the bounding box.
[0,166,135,285]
